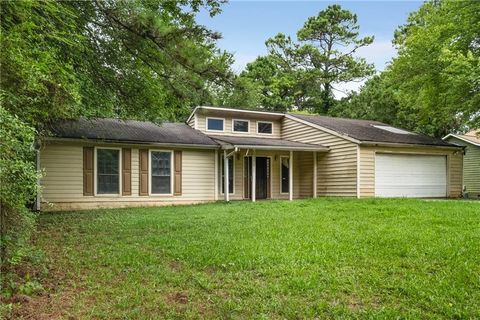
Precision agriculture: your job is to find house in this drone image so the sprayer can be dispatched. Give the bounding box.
[444,130,480,198]
[37,106,464,211]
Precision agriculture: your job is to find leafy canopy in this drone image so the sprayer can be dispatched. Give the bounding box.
[1,0,233,128]
[237,4,374,113]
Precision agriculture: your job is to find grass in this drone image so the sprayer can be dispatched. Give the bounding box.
[17,198,480,319]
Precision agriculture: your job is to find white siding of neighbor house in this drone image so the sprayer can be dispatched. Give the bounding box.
[359,146,463,198]
[445,137,480,197]
[281,117,358,197]
[194,114,282,139]
[40,141,216,211]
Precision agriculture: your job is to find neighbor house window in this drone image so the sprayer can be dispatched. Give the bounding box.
[257,121,273,134]
[207,117,224,131]
[221,156,234,194]
[97,148,120,194]
[281,156,289,193]
[233,119,249,133]
[151,151,172,194]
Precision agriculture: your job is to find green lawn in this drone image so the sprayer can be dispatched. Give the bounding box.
[21,199,480,319]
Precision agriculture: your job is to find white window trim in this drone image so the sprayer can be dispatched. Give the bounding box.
[232,119,250,133]
[220,154,235,195]
[206,117,225,132]
[279,155,290,194]
[94,146,122,197]
[257,121,274,135]
[149,149,174,196]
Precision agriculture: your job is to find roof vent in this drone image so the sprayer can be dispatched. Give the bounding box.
[372,125,414,135]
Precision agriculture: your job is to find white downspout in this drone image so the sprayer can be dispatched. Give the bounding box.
[252,155,256,202]
[313,151,317,198]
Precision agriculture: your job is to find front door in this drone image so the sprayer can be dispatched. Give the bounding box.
[244,156,271,199]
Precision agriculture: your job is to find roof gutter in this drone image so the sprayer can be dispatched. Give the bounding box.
[220,144,329,152]
[41,137,220,149]
[359,141,464,150]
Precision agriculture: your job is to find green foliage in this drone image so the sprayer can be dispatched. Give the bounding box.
[334,0,479,137]
[238,5,374,113]
[0,0,233,127]
[0,106,39,289]
[330,74,405,126]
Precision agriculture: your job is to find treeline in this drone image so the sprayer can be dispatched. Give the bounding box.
[211,1,480,138]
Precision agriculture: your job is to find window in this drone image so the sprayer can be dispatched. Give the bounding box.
[281,156,289,193]
[151,151,172,194]
[257,121,273,134]
[207,118,224,131]
[221,156,234,194]
[233,119,249,133]
[97,148,120,194]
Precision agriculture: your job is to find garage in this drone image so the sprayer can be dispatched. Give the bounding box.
[375,153,447,198]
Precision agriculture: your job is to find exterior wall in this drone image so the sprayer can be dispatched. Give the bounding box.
[40,141,217,211]
[217,150,314,201]
[359,146,463,198]
[194,114,282,139]
[445,137,480,197]
[281,117,358,197]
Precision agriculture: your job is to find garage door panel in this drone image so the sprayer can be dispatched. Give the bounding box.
[375,154,447,198]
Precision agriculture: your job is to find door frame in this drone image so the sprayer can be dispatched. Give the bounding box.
[243,155,272,200]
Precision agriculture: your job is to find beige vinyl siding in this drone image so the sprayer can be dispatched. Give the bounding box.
[281,117,358,197]
[446,137,480,196]
[196,114,282,139]
[359,146,463,198]
[40,141,216,211]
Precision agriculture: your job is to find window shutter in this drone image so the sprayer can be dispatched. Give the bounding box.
[139,149,149,196]
[122,148,132,195]
[174,151,182,196]
[83,147,94,196]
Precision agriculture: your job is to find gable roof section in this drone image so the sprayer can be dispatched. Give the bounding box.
[444,130,480,147]
[288,113,456,147]
[46,118,218,147]
[209,135,328,151]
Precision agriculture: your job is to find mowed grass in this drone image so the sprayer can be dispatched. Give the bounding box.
[28,198,479,319]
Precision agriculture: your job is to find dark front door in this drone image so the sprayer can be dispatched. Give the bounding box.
[244,156,270,199]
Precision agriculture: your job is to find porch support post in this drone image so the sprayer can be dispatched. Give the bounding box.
[289,151,293,201]
[214,149,219,201]
[252,155,256,202]
[224,150,229,202]
[313,152,317,198]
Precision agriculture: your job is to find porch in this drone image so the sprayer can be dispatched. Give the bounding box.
[211,136,329,202]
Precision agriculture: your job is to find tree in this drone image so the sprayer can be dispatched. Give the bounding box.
[329,74,402,126]
[0,0,233,128]
[296,4,375,114]
[238,5,374,114]
[387,0,480,136]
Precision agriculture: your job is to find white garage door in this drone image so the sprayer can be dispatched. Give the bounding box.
[375,153,447,198]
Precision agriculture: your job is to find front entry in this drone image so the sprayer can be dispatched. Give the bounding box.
[244,156,271,199]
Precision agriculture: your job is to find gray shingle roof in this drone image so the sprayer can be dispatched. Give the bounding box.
[208,135,328,151]
[289,114,456,147]
[47,118,218,146]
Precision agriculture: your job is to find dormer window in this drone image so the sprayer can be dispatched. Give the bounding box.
[206,117,224,132]
[257,121,273,135]
[233,119,249,133]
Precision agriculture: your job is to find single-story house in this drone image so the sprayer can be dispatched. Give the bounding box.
[444,130,480,198]
[37,106,464,211]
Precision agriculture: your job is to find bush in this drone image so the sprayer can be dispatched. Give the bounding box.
[0,106,40,293]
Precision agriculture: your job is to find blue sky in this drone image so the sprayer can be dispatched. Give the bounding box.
[196,0,423,95]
